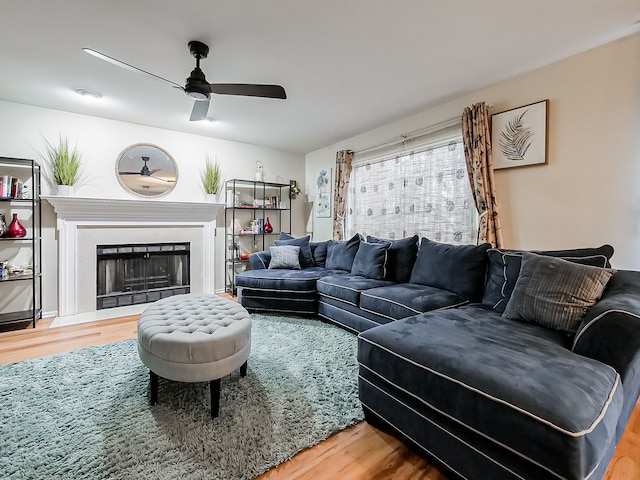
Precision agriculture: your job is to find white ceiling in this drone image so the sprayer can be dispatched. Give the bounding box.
[1,1,638,154]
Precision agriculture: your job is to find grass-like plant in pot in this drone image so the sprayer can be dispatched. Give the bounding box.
[40,134,85,195]
[201,155,222,201]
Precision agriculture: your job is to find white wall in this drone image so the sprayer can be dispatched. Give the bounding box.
[0,101,305,315]
[306,33,640,270]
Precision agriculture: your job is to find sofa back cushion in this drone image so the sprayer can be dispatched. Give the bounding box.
[409,238,491,300]
[325,233,361,271]
[351,241,391,280]
[502,252,614,333]
[482,245,614,313]
[366,234,419,283]
[275,233,314,268]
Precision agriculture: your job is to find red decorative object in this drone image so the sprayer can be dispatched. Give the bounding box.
[264,217,273,234]
[6,213,26,238]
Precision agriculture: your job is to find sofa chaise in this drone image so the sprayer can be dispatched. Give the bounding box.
[235,233,640,479]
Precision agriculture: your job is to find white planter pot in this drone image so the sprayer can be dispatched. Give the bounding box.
[57,185,76,196]
[205,193,221,203]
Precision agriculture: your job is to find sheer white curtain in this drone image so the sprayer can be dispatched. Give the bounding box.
[346,127,477,244]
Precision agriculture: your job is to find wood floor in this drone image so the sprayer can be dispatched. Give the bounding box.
[1,311,638,480]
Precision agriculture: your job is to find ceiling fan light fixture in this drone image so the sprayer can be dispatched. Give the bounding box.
[186,86,210,100]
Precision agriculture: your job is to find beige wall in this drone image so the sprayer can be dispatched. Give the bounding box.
[306,33,640,270]
[0,102,306,315]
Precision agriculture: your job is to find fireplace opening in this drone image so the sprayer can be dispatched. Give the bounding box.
[96,242,190,310]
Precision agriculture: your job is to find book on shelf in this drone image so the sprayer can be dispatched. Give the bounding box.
[0,176,23,198]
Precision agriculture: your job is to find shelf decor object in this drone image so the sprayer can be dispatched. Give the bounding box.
[6,213,26,238]
[491,99,549,170]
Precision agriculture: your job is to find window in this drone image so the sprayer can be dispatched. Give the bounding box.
[347,133,477,244]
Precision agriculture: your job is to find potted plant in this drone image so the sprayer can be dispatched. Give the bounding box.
[201,155,222,202]
[40,134,85,196]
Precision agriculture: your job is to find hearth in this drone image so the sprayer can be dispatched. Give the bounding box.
[96,242,190,310]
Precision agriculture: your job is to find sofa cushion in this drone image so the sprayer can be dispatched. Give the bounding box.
[351,241,391,280]
[503,253,614,333]
[409,238,491,301]
[360,283,468,321]
[268,245,301,270]
[358,305,623,480]
[367,234,419,283]
[317,274,394,306]
[235,266,343,292]
[325,233,361,271]
[249,250,271,269]
[483,245,614,313]
[275,233,314,268]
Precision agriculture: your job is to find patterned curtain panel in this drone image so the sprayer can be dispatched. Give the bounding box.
[333,150,353,240]
[462,102,504,248]
[347,139,477,244]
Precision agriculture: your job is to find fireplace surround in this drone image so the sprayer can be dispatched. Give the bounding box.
[44,196,222,319]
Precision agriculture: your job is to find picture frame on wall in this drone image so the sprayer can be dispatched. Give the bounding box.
[315,168,331,218]
[491,99,549,170]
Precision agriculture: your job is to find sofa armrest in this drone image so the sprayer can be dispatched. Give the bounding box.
[572,270,640,382]
[248,250,271,270]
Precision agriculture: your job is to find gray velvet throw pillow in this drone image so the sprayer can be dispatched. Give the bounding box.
[268,245,301,270]
[502,252,614,333]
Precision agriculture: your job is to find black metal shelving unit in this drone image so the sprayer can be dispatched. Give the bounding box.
[224,179,291,294]
[0,157,42,328]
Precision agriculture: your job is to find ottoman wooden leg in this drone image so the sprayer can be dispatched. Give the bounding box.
[240,361,248,377]
[210,378,221,418]
[150,370,158,405]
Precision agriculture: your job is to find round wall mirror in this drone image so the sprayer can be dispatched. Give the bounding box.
[115,143,178,198]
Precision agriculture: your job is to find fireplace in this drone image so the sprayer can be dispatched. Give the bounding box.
[96,242,190,310]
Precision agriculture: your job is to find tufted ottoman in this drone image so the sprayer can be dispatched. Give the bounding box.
[137,294,251,418]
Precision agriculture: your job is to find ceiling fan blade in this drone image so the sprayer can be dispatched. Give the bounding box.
[148,169,162,175]
[189,99,210,121]
[209,83,287,99]
[82,48,185,91]
[119,171,141,175]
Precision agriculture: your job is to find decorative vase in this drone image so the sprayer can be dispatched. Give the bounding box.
[6,213,26,238]
[205,193,217,203]
[57,184,75,196]
[264,217,273,234]
[0,213,6,237]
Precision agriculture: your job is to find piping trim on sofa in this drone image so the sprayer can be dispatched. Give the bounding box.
[572,308,640,350]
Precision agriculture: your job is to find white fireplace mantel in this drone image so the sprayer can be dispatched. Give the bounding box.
[43,196,223,318]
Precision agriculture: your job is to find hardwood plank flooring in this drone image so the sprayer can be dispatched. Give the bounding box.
[1,308,638,480]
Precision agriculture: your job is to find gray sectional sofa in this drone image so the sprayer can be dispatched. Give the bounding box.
[235,233,640,480]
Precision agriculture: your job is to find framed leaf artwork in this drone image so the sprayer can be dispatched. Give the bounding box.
[491,100,548,169]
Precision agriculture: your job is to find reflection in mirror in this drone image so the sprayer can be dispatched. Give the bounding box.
[116,144,178,198]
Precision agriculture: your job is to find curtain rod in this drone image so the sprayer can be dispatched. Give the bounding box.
[353,115,462,155]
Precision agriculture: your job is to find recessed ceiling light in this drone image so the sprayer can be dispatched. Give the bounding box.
[75,88,102,99]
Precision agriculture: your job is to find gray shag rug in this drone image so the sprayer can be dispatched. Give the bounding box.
[0,314,363,480]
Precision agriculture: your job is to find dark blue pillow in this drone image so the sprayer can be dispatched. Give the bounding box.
[367,234,419,283]
[482,247,613,313]
[410,238,491,301]
[249,250,271,269]
[274,234,314,268]
[351,241,391,279]
[310,241,330,267]
[325,233,361,271]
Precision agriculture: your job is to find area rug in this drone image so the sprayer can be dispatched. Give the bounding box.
[0,314,363,480]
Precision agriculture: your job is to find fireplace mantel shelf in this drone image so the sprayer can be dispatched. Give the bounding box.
[42,196,223,223]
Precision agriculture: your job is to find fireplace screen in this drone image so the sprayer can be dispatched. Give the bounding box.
[96,242,190,310]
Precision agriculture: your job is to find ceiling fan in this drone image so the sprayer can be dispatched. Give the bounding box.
[83,40,287,121]
[119,157,175,182]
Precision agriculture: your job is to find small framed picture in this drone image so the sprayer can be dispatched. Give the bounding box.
[491,100,548,170]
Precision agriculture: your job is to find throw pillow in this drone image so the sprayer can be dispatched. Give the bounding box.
[249,250,271,269]
[482,248,612,313]
[310,241,330,267]
[274,234,314,268]
[268,245,301,270]
[366,234,419,283]
[351,241,391,280]
[325,233,361,271]
[409,238,491,301]
[502,252,614,333]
